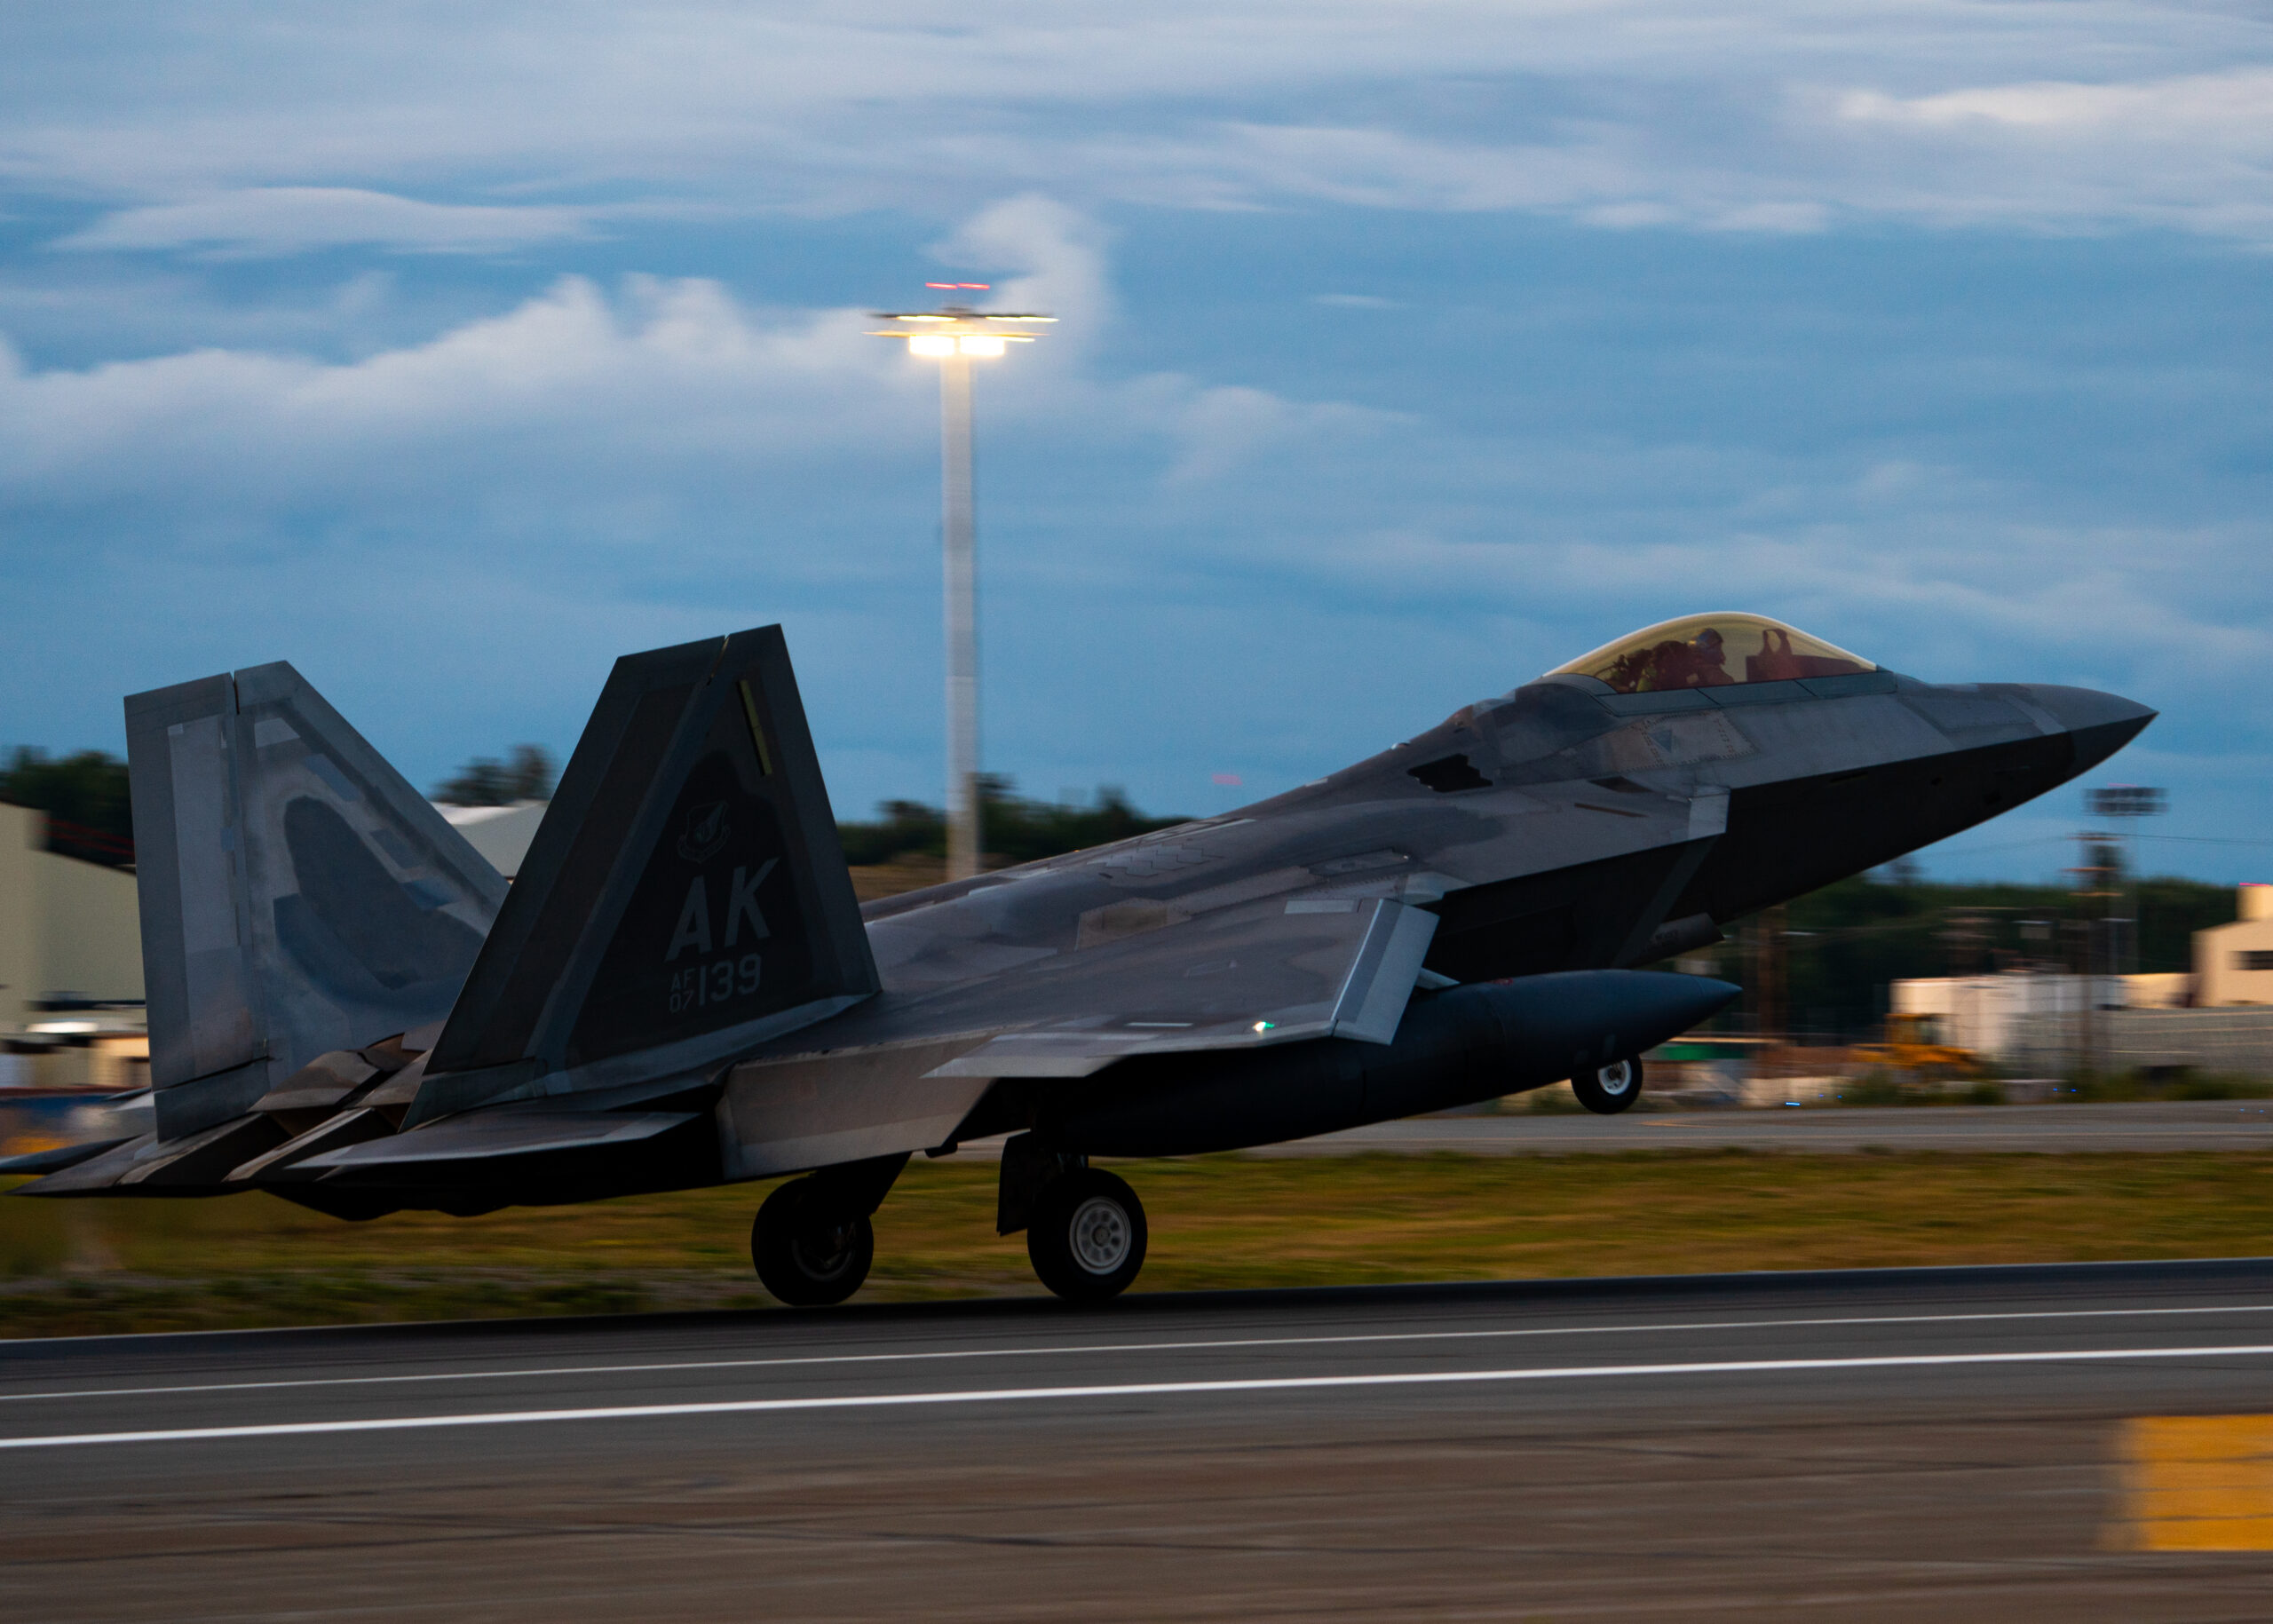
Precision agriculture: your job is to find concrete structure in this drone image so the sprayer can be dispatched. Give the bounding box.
[0,804,143,1035]
[2196,881,2273,1007]
[0,804,148,1089]
[1893,972,2124,1058]
[0,797,538,1050]
[1894,886,2273,1032]
[2124,971,2194,1010]
[2005,1006,2273,1079]
[1891,885,2273,1078]
[438,801,546,880]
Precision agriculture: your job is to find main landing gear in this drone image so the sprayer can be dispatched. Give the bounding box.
[749,1153,907,1307]
[1026,1168,1148,1301]
[1000,1134,1148,1302]
[1572,1056,1644,1115]
[749,1140,1152,1308]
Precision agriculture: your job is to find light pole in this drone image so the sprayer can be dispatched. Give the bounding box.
[869,289,1053,881]
[2085,784,2167,978]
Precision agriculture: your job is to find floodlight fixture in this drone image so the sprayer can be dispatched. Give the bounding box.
[867,303,1055,361]
[2078,784,2166,981]
[2087,785,2166,820]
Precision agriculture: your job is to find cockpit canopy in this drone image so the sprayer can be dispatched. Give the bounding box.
[1548,614,1874,695]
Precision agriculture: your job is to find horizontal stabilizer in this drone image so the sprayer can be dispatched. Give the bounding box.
[227,1107,392,1183]
[414,627,876,1121]
[301,1111,701,1176]
[4,1122,289,1195]
[12,1135,161,1194]
[116,1114,287,1187]
[0,1138,133,1177]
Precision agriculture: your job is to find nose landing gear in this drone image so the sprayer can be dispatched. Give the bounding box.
[1572,1057,1643,1114]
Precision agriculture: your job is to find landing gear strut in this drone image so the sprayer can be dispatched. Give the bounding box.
[750,1153,907,1306]
[1572,1056,1643,1115]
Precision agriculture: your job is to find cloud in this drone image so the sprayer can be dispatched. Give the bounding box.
[929,194,1114,357]
[1841,68,2273,138]
[0,276,930,529]
[6,4,2273,245]
[1160,384,1405,485]
[0,204,1391,530]
[1824,67,2273,235]
[54,188,593,256]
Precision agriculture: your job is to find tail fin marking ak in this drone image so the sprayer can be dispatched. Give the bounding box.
[416,627,875,1121]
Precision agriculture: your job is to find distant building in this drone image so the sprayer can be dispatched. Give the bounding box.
[0,800,550,1090]
[1892,972,2125,1058]
[0,804,143,1032]
[1893,883,2273,1077]
[0,804,148,1087]
[437,800,546,880]
[2195,882,2273,1007]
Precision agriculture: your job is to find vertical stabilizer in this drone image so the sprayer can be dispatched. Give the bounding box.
[127,664,509,1137]
[415,627,875,1123]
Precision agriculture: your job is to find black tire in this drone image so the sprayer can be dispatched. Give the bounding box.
[750,1178,874,1307]
[1027,1168,1148,1302]
[1572,1056,1644,1115]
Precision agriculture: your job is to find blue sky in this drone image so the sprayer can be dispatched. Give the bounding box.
[2,4,2269,885]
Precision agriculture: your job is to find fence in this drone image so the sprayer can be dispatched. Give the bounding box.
[2005,1007,2273,1080]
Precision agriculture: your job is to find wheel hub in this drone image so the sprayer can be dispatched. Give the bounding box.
[1068,1195,1131,1274]
[792,1218,860,1281]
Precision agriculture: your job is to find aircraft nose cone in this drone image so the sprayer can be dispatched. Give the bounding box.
[2018,685,2158,774]
[1678,975,1745,1026]
[1604,970,1742,1058]
[1498,970,1741,1064]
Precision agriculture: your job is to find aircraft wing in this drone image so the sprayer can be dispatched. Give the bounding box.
[904,891,1440,1077]
[703,758,1723,1176]
[705,882,1443,1178]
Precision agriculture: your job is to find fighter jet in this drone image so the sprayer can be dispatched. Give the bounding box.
[8,614,2152,1303]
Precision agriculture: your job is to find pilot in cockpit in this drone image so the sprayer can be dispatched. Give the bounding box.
[1607,625,1734,693]
[1549,613,1877,696]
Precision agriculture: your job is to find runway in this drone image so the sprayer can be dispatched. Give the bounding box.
[7,1260,2273,1619]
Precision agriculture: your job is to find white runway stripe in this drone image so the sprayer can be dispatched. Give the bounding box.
[7,1342,2272,1451]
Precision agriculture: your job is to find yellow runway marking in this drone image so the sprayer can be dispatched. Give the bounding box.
[2119,1415,2273,1550]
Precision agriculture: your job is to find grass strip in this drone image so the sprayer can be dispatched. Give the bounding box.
[6,1149,2273,1338]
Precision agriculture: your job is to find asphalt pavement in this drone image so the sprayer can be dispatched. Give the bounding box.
[8,1257,2273,1619]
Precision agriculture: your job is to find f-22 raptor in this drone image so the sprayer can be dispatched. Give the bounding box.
[10,614,2152,1303]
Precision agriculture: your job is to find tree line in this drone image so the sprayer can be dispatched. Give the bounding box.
[836,775,1185,867]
